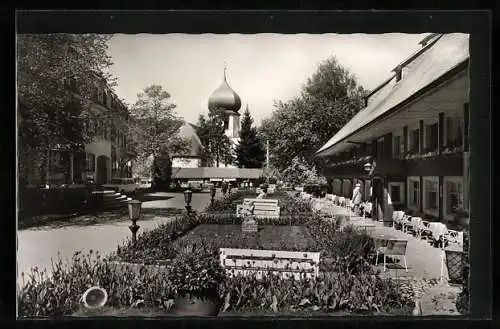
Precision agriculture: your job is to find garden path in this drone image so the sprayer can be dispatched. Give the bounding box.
[315,201,448,281]
[17,191,213,285]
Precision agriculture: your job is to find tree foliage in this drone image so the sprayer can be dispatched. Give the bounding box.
[17,34,116,183]
[282,157,327,186]
[235,106,265,168]
[128,85,189,189]
[259,56,366,177]
[195,108,235,167]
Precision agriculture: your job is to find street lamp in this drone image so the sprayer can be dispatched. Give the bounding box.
[127,200,142,245]
[210,186,216,207]
[184,189,193,214]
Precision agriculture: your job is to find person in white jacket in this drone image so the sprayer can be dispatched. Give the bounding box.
[351,183,362,215]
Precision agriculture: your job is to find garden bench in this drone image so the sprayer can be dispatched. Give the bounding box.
[219,248,320,280]
[236,198,280,219]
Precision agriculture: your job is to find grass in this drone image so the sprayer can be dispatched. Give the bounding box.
[173,224,317,251]
[19,207,183,230]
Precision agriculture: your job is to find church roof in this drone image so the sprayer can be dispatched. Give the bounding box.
[173,121,203,157]
[208,68,242,113]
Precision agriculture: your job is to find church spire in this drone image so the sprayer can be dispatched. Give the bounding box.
[223,61,227,82]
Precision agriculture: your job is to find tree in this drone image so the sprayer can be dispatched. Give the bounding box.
[17,34,115,184]
[259,56,366,173]
[236,106,265,168]
[195,108,235,167]
[128,85,189,189]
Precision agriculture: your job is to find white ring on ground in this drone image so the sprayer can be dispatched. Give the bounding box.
[82,286,108,309]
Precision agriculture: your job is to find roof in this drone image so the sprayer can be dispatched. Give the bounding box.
[208,68,242,113]
[171,167,263,179]
[316,33,469,156]
[174,121,203,157]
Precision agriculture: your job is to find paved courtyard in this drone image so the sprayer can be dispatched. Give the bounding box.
[316,201,450,281]
[17,191,213,284]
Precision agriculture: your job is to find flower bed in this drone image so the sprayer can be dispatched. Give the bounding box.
[18,193,415,317]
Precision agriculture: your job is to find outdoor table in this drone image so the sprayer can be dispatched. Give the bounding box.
[373,234,401,248]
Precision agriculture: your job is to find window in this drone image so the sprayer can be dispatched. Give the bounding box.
[444,114,464,148]
[407,177,420,210]
[423,177,439,216]
[408,128,420,153]
[377,137,384,159]
[424,122,438,152]
[393,134,404,158]
[388,182,404,204]
[50,150,61,167]
[444,176,464,221]
[85,153,95,171]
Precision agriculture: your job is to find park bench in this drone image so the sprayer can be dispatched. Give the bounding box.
[236,198,280,219]
[219,248,320,280]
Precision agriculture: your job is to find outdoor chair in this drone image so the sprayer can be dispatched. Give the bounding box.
[406,217,422,236]
[392,211,405,229]
[416,220,432,240]
[363,202,373,218]
[444,229,463,246]
[401,215,413,233]
[376,239,408,272]
[338,197,346,207]
[428,222,448,248]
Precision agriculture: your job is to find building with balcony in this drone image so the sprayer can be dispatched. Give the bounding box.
[39,77,134,186]
[316,33,469,223]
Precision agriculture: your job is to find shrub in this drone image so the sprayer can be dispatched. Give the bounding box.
[308,221,375,274]
[17,251,177,317]
[280,196,313,214]
[218,272,414,315]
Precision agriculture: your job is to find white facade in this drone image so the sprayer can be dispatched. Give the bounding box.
[172,157,201,168]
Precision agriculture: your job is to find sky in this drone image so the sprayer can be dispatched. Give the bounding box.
[107,33,426,126]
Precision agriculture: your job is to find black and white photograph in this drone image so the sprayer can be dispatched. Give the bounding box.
[16,13,478,318]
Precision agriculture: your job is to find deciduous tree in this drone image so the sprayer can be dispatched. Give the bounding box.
[17,34,116,184]
[128,85,189,189]
[195,108,235,167]
[259,56,366,174]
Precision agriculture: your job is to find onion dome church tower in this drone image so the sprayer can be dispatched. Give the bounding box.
[208,65,242,145]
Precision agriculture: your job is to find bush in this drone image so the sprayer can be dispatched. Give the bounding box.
[218,272,414,315]
[17,251,175,317]
[280,197,313,214]
[308,221,375,274]
[17,245,226,318]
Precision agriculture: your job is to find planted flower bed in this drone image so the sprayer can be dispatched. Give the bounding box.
[18,192,415,317]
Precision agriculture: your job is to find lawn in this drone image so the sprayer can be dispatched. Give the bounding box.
[173,224,317,251]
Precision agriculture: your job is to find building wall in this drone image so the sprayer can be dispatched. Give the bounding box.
[172,157,201,168]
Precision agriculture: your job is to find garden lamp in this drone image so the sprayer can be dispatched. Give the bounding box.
[210,186,216,207]
[127,200,142,245]
[184,189,193,213]
[363,162,372,173]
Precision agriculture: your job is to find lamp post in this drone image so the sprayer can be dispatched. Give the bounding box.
[184,189,193,214]
[127,200,142,246]
[210,186,216,207]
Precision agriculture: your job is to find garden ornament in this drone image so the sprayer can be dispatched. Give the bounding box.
[81,286,108,309]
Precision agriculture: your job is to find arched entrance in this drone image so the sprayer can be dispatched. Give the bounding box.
[96,155,109,185]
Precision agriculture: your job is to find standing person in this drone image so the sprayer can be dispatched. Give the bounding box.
[351,183,362,215]
[221,179,228,195]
